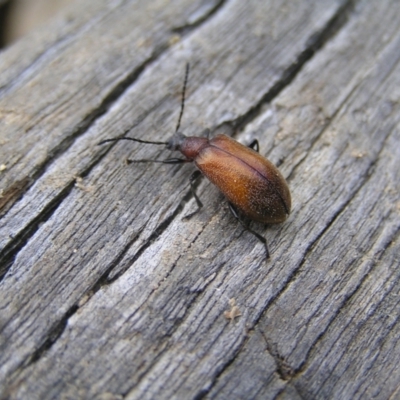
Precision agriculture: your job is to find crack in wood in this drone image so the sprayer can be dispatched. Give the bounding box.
[161,305,248,400]
[104,184,203,285]
[257,328,296,382]
[7,304,79,379]
[285,76,364,182]
[221,0,357,136]
[311,249,400,399]
[192,336,248,399]
[0,180,75,280]
[120,263,228,398]
[173,0,228,34]
[11,179,212,369]
[280,219,400,392]
[0,176,30,214]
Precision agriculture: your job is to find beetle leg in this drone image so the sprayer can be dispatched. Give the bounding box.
[183,170,203,220]
[228,202,269,259]
[201,128,210,138]
[160,158,190,164]
[126,157,189,164]
[248,139,260,152]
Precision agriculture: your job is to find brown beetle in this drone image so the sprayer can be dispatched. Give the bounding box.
[99,65,291,258]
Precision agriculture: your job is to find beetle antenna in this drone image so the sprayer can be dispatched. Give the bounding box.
[175,63,189,133]
[98,137,167,146]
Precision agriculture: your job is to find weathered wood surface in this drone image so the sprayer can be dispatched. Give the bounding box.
[1,0,399,398]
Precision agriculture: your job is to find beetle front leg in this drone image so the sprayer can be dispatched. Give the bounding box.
[183,170,203,220]
[126,157,189,164]
[228,203,269,259]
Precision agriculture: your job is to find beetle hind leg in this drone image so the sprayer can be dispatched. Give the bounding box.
[248,139,260,152]
[228,203,270,259]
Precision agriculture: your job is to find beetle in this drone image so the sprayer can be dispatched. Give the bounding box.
[99,65,291,258]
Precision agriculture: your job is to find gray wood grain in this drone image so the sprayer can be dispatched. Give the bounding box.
[1,0,399,399]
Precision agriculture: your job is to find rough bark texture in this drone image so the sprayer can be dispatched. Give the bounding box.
[1,0,399,399]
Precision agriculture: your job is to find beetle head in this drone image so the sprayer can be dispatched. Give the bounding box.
[166,132,186,151]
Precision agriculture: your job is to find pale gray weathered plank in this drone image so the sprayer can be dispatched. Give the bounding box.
[0,0,399,399]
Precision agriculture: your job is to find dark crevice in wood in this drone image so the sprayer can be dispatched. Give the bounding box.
[311,246,400,399]
[275,386,307,400]
[0,51,181,276]
[276,213,400,393]
[96,167,209,286]
[258,329,297,383]
[220,0,357,135]
[25,182,206,362]
[191,328,250,400]
[83,228,146,298]
[103,186,199,286]
[120,341,173,398]
[379,224,400,256]
[21,304,79,368]
[0,181,75,280]
[0,0,12,49]
[116,226,220,340]
[3,176,211,373]
[0,176,30,215]
[121,269,225,398]
[120,258,228,397]
[0,107,156,279]
[0,59,166,238]
[173,0,228,34]
[121,314,205,399]
[192,326,304,400]
[365,296,400,399]
[301,155,379,255]
[284,56,369,182]
[191,328,256,399]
